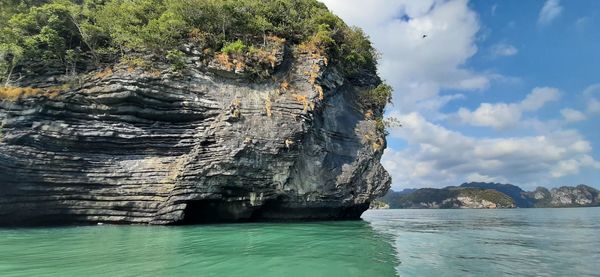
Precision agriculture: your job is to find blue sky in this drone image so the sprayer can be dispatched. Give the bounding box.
[321,0,600,190]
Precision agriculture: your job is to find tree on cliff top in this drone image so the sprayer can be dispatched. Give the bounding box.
[1,0,380,80]
[0,0,392,120]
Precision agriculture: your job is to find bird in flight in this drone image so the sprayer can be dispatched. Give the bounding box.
[422,34,427,39]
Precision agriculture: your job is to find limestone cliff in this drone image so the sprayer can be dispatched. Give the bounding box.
[381,183,600,209]
[383,188,516,209]
[0,47,390,226]
[530,185,599,208]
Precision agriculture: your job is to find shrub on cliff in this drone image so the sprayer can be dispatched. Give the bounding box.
[0,0,380,84]
[1,0,391,119]
[221,40,247,55]
[362,83,393,118]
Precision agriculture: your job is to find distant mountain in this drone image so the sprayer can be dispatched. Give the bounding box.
[379,189,417,206]
[527,185,600,208]
[379,183,600,209]
[383,187,515,209]
[459,182,534,208]
[369,200,390,209]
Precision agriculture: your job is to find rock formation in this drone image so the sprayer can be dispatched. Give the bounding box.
[368,200,389,209]
[0,47,390,226]
[460,182,534,207]
[530,185,599,207]
[383,187,516,209]
[380,183,600,209]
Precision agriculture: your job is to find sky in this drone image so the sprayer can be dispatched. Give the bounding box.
[320,0,600,190]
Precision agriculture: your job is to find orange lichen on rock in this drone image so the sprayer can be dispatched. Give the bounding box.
[298,40,321,55]
[149,70,162,78]
[216,53,234,71]
[292,94,314,112]
[45,84,70,97]
[280,80,290,91]
[0,87,42,100]
[266,35,286,45]
[372,137,385,151]
[314,85,324,100]
[235,59,246,72]
[0,84,72,101]
[248,47,279,69]
[94,68,113,79]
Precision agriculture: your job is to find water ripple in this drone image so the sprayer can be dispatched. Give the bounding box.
[1,208,599,276]
[363,208,600,277]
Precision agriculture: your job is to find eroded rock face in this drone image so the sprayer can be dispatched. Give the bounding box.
[548,185,598,207]
[456,196,515,209]
[0,53,390,226]
[528,185,599,207]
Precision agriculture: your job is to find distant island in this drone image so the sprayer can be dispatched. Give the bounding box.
[374,182,600,209]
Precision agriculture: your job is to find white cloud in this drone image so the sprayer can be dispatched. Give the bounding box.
[321,0,488,115]
[457,87,560,130]
[561,108,587,123]
[552,155,600,178]
[466,173,507,184]
[519,87,560,111]
[458,103,521,130]
[538,0,563,26]
[322,1,598,190]
[589,100,600,114]
[490,43,518,57]
[383,113,600,189]
[583,83,600,96]
[583,83,600,114]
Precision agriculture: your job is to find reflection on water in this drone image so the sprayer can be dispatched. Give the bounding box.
[1,208,599,277]
[0,220,397,277]
[363,208,600,277]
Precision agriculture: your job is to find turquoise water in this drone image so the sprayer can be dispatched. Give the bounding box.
[1,208,599,277]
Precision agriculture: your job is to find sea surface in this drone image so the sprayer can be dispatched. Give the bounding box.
[1,208,599,277]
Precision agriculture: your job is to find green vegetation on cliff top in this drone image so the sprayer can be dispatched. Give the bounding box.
[0,0,380,84]
[1,0,391,121]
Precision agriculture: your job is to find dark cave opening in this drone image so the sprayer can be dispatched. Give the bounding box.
[178,197,369,224]
[179,200,255,224]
